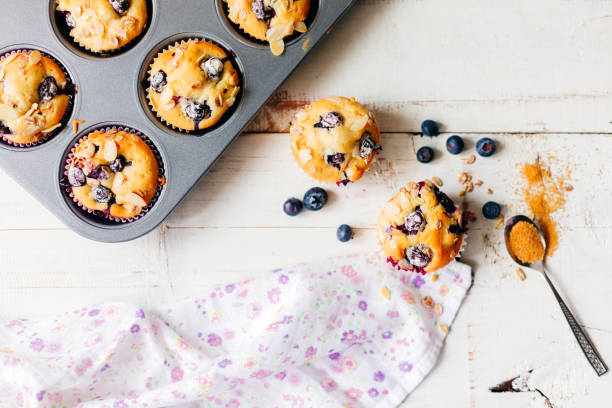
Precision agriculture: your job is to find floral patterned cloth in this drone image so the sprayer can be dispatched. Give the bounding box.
[0,252,471,408]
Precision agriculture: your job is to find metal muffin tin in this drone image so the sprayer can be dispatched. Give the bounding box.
[0,0,357,242]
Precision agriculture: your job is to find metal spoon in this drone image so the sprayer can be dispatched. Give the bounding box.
[504,215,608,376]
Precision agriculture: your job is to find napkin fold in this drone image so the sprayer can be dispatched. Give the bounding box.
[0,252,471,408]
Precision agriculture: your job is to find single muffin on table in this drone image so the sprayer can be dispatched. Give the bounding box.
[66,129,159,220]
[225,0,310,55]
[377,180,464,274]
[0,50,71,145]
[147,40,241,132]
[56,0,148,53]
[290,96,381,185]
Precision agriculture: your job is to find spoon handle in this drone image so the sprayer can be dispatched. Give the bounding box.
[540,268,608,376]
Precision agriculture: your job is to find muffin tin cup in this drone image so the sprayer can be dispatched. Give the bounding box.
[0,0,358,242]
[50,0,156,58]
[61,125,165,224]
[143,35,244,135]
[216,0,320,49]
[0,48,76,149]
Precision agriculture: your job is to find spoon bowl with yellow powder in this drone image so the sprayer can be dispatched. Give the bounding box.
[504,215,608,376]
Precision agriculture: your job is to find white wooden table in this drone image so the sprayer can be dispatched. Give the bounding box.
[1,1,611,406]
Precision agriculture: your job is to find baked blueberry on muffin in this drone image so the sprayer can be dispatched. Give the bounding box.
[377,180,464,274]
[66,129,159,219]
[0,50,71,145]
[225,0,310,55]
[56,0,148,53]
[147,40,241,132]
[290,96,381,184]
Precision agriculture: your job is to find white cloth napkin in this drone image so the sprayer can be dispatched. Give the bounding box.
[0,252,471,408]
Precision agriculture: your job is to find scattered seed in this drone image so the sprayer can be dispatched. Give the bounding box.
[494,215,505,229]
[434,303,443,315]
[459,189,466,196]
[458,172,468,184]
[432,176,443,187]
[474,180,483,187]
[487,188,493,195]
[72,119,85,134]
[421,296,434,308]
[464,155,476,164]
[465,211,477,222]
[516,268,526,281]
[440,324,449,334]
[302,37,311,52]
[431,274,439,282]
[466,182,474,192]
[563,184,573,191]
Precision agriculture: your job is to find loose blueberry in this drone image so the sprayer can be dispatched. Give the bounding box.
[359,133,381,158]
[283,198,303,216]
[87,165,111,181]
[150,70,167,93]
[183,101,211,124]
[64,11,76,28]
[314,112,343,129]
[303,187,328,211]
[433,186,456,214]
[336,224,354,242]
[202,58,224,81]
[482,201,501,219]
[110,155,126,173]
[421,120,439,137]
[92,185,114,204]
[108,0,130,15]
[38,77,58,102]
[67,167,86,187]
[416,146,434,163]
[251,0,275,21]
[326,152,345,170]
[405,245,432,268]
[446,135,464,155]
[476,137,496,157]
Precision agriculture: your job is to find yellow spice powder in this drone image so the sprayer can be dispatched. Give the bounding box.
[520,158,569,256]
[509,221,545,264]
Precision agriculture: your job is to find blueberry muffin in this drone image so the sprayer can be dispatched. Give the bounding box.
[66,129,159,219]
[147,40,241,132]
[290,96,381,184]
[225,0,310,55]
[56,0,148,53]
[0,51,71,145]
[377,181,464,274]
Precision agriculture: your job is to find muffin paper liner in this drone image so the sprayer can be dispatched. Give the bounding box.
[0,48,75,149]
[145,37,242,135]
[53,0,153,57]
[61,125,165,224]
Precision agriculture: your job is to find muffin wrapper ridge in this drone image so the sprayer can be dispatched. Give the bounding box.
[0,48,75,149]
[145,37,241,135]
[62,126,165,223]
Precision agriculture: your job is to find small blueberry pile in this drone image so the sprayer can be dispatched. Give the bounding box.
[283,187,354,242]
[415,120,497,162]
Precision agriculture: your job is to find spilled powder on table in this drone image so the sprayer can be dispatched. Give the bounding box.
[519,157,572,257]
